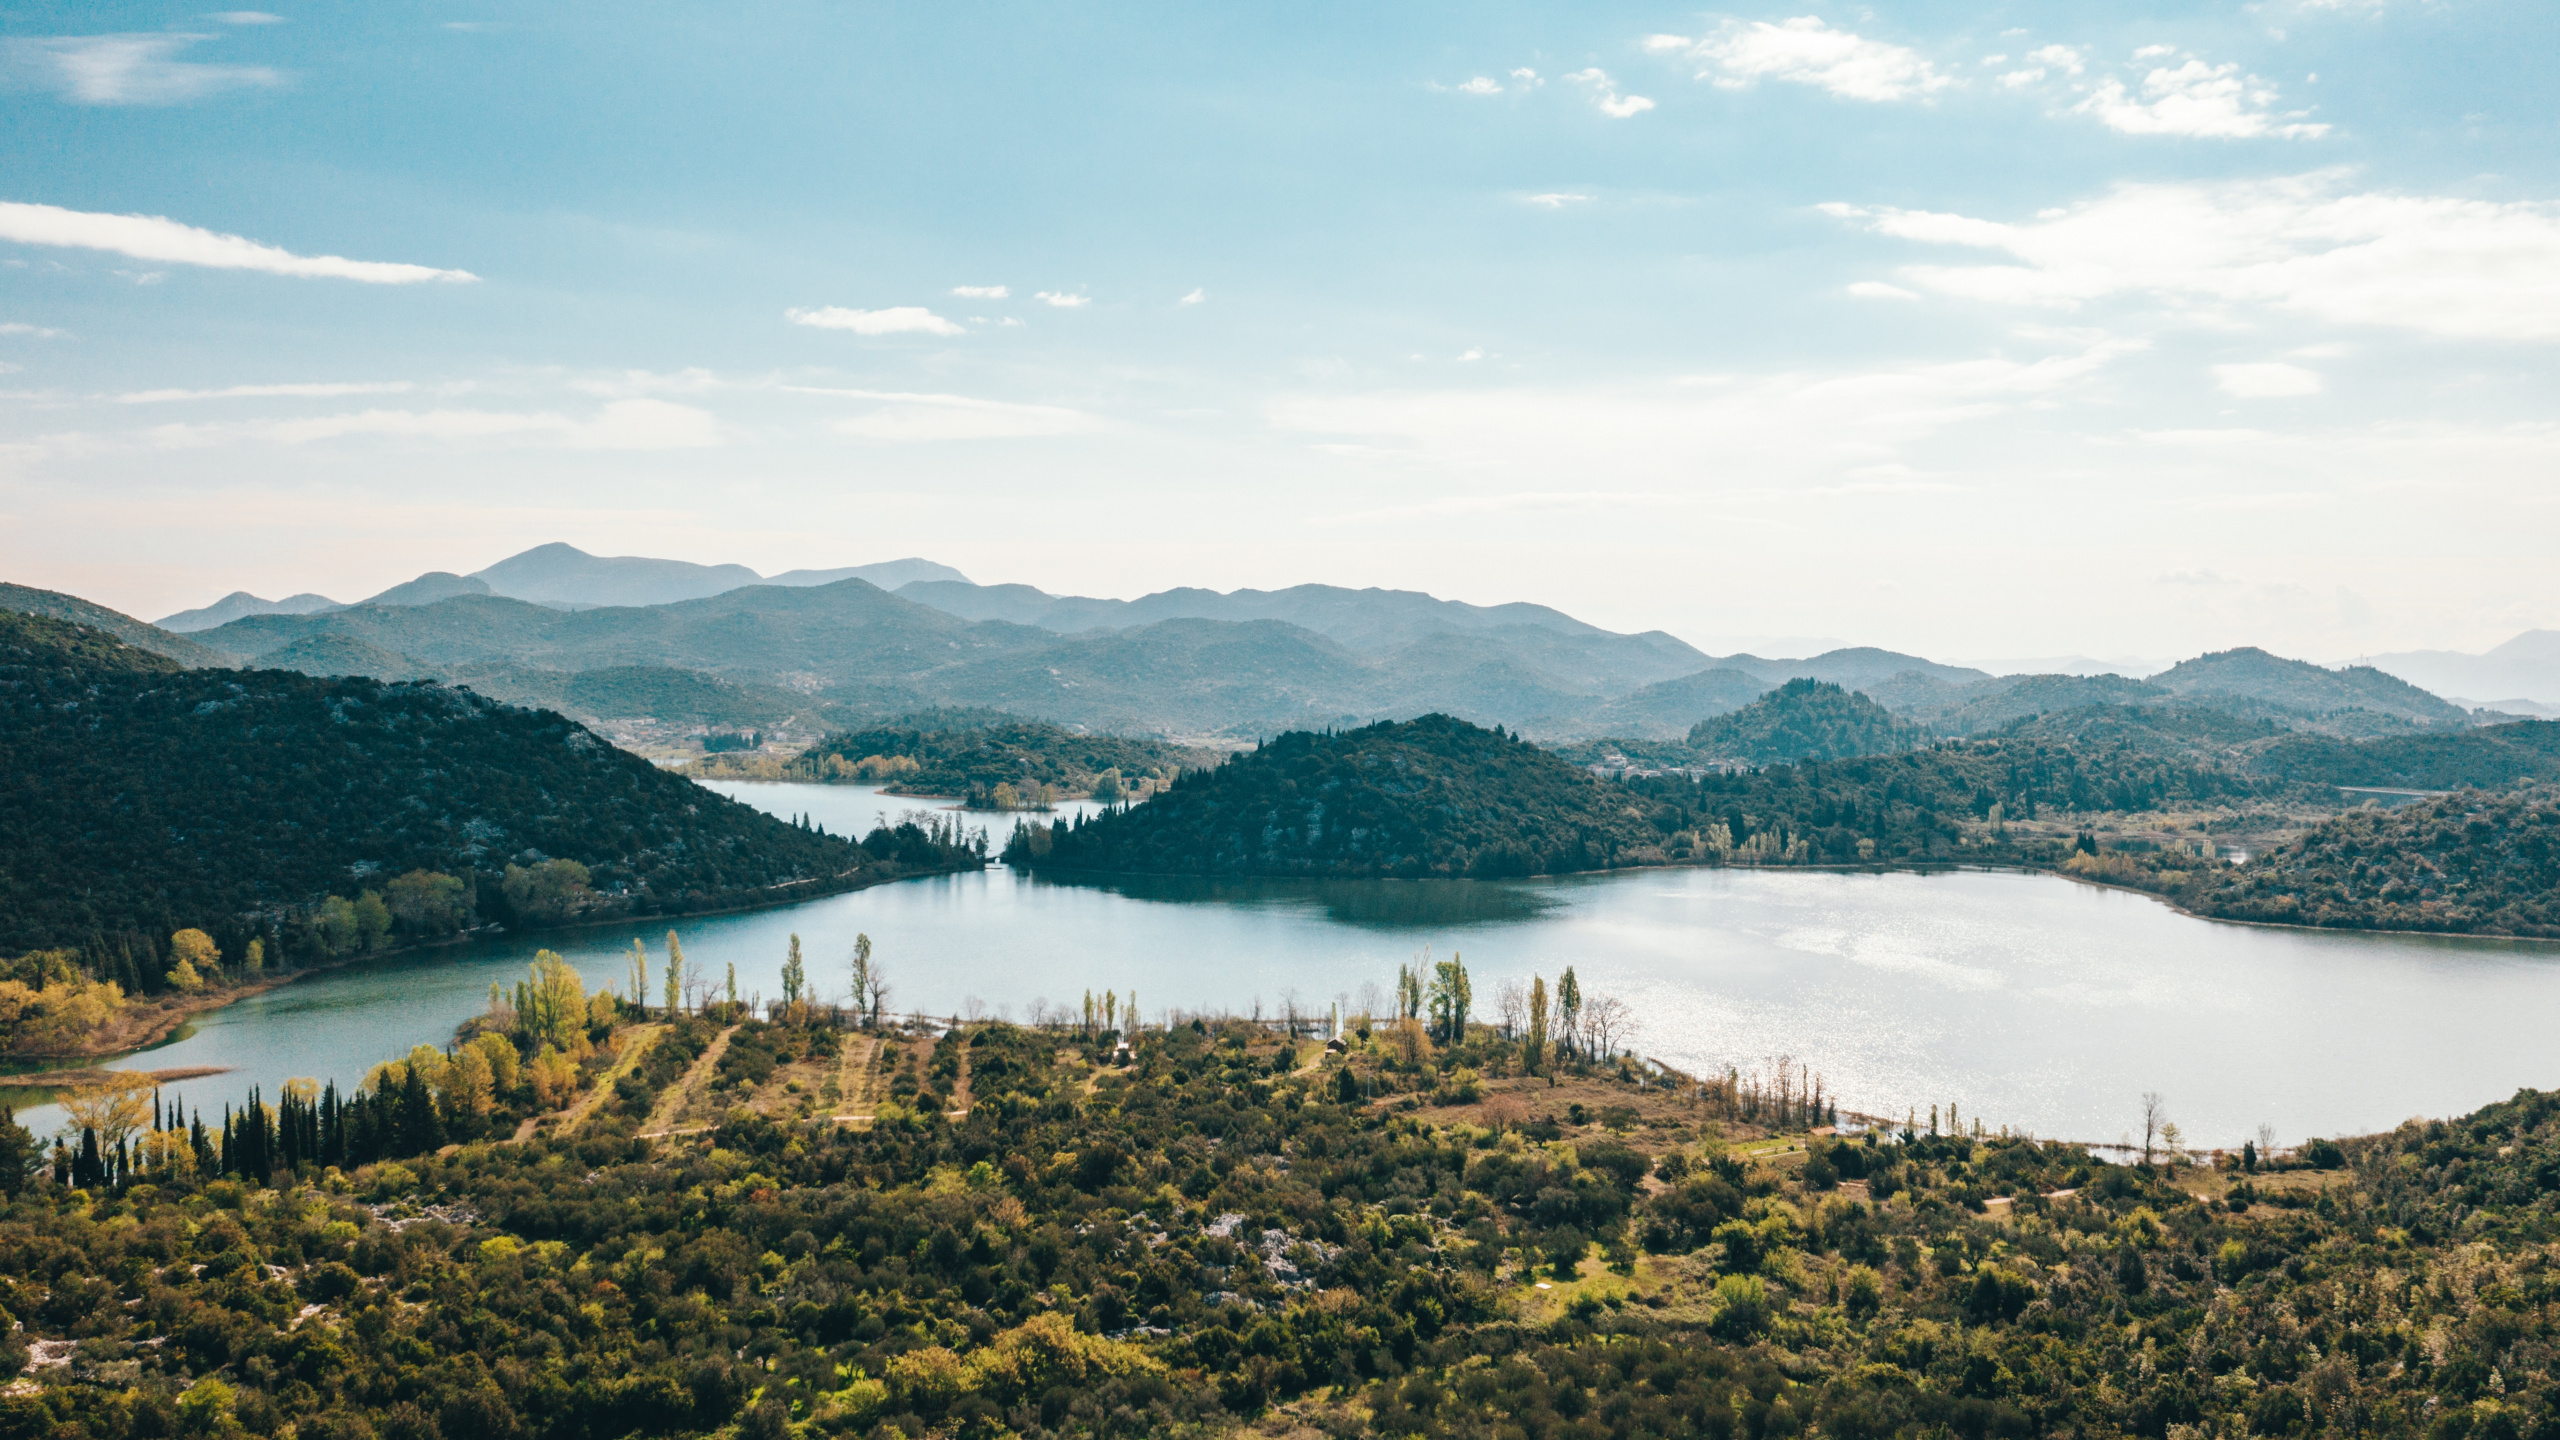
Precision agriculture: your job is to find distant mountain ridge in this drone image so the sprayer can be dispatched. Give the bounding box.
[155,589,341,632]
[154,543,975,628]
[2360,629,2560,708]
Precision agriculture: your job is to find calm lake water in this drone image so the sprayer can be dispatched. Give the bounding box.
[19,780,2560,1153]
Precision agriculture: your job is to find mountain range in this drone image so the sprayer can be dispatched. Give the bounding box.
[153,543,971,631]
[15,544,2541,750]
[2354,631,2560,714]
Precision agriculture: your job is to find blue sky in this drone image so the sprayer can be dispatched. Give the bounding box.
[1,0,2553,663]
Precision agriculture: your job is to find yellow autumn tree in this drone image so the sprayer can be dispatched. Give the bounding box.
[167,929,218,992]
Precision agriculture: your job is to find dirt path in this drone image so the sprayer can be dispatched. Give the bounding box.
[830,1033,880,1126]
[514,1024,663,1143]
[946,1034,972,1120]
[641,1024,738,1138]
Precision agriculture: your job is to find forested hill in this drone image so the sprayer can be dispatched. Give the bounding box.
[692,710,1225,801]
[1685,677,1928,764]
[2183,786,2560,937]
[0,581,231,668]
[1011,714,1663,878]
[0,612,980,972]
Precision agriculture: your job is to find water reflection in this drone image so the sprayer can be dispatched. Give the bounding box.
[1025,871,1561,928]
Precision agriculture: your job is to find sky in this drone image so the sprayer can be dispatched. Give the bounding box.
[0,1,2553,665]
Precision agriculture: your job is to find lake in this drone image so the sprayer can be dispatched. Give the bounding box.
[18,780,2559,1153]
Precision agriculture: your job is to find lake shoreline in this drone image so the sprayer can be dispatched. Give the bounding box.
[16,858,985,1066]
[1021,854,2560,948]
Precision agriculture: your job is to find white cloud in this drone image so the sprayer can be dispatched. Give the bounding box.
[1509,67,1542,86]
[1179,288,1206,305]
[2077,58,2329,139]
[3,34,280,105]
[1457,348,1486,362]
[1566,68,1654,117]
[784,305,965,336]
[950,284,1008,298]
[1272,340,2137,482]
[1667,18,1953,103]
[1847,281,1920,300]
[118,380,414,403]
[0,321,67,338]
[2029,44,2085,74]
[2213,362,2323,397]
[785,386,1101,443]
[1523,192,1592,209]
[1998,69,2045,89]
[1454,76,1502,95]
[0,200,476,283]
[2133,44,2177,60]
[1825,174,2560,340]
[570,398,720,450]
[147,399,716,450]
[209,12,283,23]
[1035,291,1090,308]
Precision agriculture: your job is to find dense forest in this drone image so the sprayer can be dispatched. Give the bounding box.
[692,712,1221,805]
[1010,715,1665,878]
[1617,738,2266,867]
[1684,679,1930,765]
[0,613,983,991]
[2,993,2558,1440]
[2178,786,2560,936]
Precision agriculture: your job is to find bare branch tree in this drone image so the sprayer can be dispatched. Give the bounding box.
[2141,1091,2167,1166]
[1495,979,1526,1040]
[1581,993,1635,1063]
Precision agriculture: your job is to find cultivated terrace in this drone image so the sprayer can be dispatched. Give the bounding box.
[0,1006,2554,1440]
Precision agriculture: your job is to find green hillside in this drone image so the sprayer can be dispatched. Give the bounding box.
[695,712,1224,800]
[2246,719,2560,791]
[1567,665,1772,739]
[1620,737,2267,865]
[2183,786,2560,936]
[1911,673,2168,735]
[259,633,427,680]
[0,611,980,978]
[2152,646,2469,727]
[1013,714,1664,877]
[1685,678,1928,763]
[10,980,2560,1440]
[0,582,233,668]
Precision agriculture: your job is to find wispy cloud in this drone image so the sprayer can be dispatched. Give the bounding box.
[784,305,965,336]
[0,322,68,338]
[147,399,715,451]
[1566,68,1654,117]
[1823,173,2560,340]
[1035,291,1091,308]
[1522,192,1592,210]
[784,385,1101,443]
[207,12,283,24]
[117,380,414,404]
[1847,281,1919,300]
[950,284,1008,298]
[2077,56,2328,138]
[0,200,476,283]
[2,34,280,105]
[1179,288,1206,305]
[2212,362,2323,397]
[1651,19,1952,103]
[1272,340,2138,484]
